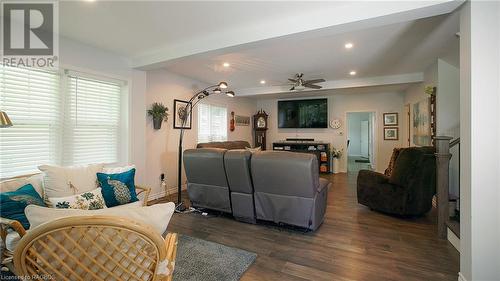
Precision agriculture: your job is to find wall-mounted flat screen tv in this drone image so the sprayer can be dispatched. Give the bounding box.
[278,98,328,128]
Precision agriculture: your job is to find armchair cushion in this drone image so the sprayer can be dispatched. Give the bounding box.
[97,168,138,207]
[47,187,107,210]
[25,202,175,235]
[0,184,45,229]
[38,163,104,199]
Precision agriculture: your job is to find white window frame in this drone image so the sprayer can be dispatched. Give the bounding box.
[197,102,228,143]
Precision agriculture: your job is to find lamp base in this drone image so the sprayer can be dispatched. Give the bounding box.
[175,202,187,213]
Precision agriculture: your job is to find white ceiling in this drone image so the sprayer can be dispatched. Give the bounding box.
[59,1,348,58]
[163,13,459,92]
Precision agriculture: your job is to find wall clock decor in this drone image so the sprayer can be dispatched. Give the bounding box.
[330,119,342,129]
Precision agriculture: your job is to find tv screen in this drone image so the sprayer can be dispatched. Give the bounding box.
[278,98,328,128]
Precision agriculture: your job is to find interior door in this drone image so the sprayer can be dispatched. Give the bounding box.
[360,120,369,158]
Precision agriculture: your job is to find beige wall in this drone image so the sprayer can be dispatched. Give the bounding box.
[145,69,256,198]
[256,91,405,173]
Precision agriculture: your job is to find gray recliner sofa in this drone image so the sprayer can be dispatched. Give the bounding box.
[183,148,232,213]
[251,151,330,231]
[224,150,256,223]
[183,145,330,231]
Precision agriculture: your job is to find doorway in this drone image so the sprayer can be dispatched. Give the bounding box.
[347,112,375,174]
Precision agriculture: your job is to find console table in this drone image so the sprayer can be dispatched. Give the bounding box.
[272,141,331,174]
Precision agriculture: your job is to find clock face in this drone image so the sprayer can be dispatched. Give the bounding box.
[330,119,342,129]
[257,116,266,128]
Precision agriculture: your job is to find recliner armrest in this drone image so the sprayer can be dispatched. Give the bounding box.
[357,170,390,185]
[317,178,330,192]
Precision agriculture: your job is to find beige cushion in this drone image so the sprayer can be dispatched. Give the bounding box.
[102,165,135,174]
[25,202,175,235]
[47,188,107,210]
[0,174,43,196]
[5,229,22,252]
[38,163,104,198]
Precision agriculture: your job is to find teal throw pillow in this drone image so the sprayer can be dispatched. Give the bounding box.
[97,168,138,207]
[0,184,46,229]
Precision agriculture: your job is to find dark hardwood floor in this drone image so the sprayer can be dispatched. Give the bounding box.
[159,172,459,281]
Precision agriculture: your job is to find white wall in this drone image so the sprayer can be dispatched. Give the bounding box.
[347,112,371,156]
[459,1,500,280]
[256,91,404,173]
[403,62,438,147]
[145,69,256,197]
[58,36,148,184]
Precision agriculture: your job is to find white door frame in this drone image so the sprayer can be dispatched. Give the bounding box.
[345,110,378,172]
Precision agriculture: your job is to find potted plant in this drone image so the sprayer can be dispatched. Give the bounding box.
[331,147,343,174]
[147,102,169,130]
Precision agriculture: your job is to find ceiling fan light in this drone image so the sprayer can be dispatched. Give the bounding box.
[218,82,228,89]
[294,85,305,91]
[226,91,235,97]
[213,88,222,94]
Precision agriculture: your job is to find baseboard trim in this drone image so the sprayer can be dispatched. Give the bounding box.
[458,272,467,281]
[447,227,460,252]
[148,184,187,202]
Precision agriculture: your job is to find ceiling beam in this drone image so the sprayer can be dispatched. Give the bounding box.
[235,72,424,97]
[133,1,463,70]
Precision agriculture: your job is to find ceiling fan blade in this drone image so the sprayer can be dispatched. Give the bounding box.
[288,78,297,83]
[290,86,295,91]
[305,84,322,89]
[304,79,326,84]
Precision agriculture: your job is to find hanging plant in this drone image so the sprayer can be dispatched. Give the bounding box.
[147,102,169,130]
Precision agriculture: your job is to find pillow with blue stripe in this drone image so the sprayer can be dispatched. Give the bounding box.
[0,184,46,229]
[96,168,138,207]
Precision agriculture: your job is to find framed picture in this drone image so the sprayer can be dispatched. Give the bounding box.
[235,115,250,126]
[383,112,398,126]
[384,127,399,140]
[173,99,191,129]
[413,98,431,145]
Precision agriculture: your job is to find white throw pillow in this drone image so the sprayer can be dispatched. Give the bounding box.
[48,188,107,210]
[102,165,135,174]
[25,202,175,235]
[245,146,261,153]
[38,163,104,199]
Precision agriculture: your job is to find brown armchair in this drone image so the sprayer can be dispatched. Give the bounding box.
[357,147,436,216]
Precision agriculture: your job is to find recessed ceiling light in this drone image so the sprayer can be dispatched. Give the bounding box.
[349,71,357,76]
[260,80,266,84]
[345,42,354,49]
[223,62,230,67]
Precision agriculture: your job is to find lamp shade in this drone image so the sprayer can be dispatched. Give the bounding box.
[226,91,235,97]
[0,111,12,128]
[213,88,222,94]
[218,81,228,89]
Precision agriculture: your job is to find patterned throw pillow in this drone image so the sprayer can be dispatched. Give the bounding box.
[0,184,46,229]
[96,168,138,207]
[48,188,107,210]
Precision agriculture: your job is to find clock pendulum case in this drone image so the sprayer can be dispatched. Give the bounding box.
[253,109,268,150]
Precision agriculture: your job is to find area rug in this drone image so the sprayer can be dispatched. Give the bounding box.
[173,235,257,281]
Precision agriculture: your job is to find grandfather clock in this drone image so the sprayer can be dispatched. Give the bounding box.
[253,109,268,150]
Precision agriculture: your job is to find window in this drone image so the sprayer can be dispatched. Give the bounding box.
[198,103,227,143]
[0,66,61,178]
[63,75,122,166]
[0,65,124,178]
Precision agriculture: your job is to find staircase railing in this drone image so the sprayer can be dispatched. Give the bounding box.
[435,136,460,239]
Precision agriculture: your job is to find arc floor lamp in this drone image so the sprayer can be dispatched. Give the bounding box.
[175,82,234,212]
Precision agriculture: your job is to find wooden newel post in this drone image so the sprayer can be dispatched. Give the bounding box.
[435,136,453,239]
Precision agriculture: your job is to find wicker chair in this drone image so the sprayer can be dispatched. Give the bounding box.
[0,184,151,265]
[13,216,178,281]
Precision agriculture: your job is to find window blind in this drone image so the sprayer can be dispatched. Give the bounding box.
[198,103,227,143]
[63,76,121,166]
[0,65,61,178]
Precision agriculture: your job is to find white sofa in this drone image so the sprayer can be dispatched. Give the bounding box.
[0,172,151,262]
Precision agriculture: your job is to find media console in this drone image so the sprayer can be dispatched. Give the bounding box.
[272,141,331,174]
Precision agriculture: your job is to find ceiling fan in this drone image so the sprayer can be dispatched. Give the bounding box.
[288,73,325,91]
